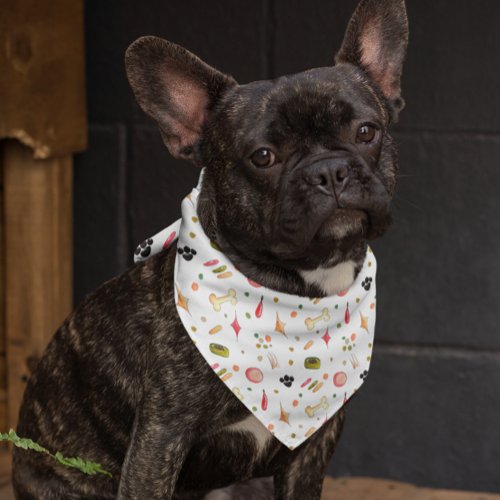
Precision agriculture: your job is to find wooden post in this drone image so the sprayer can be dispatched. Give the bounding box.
[0,0,85,484]
[0,146,6,436]
[3,142,73,429]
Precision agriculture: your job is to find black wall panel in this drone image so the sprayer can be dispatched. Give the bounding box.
[375,133,500,349]
[331,348,500,491]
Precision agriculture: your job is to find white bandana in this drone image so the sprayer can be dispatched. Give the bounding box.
[134,175,377,450]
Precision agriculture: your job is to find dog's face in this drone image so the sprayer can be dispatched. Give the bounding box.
[126,0,408,273]
[199,65,399,270]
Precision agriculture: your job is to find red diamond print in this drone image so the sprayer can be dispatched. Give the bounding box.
[231,313,241,339]
[322,328,331,347]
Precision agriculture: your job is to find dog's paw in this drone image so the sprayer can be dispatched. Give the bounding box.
[204,477,274,500]
[178,245,197,261]
[361,277,373,291]
[135,238,154,258]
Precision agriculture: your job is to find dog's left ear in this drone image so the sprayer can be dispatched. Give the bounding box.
[336,0,409,121]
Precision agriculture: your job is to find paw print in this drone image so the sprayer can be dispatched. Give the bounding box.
[177,245,197,261]
[361,277,373,291]
[135,238,153,258]
[359,370,368,380]
[279,375,294,388]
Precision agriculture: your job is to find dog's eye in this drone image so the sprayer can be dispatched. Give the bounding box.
[356,124,377,144]
[250,148,276,168]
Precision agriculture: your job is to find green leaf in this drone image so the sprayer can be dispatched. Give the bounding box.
[54,452,112,477]
[1,429,112,478]
[2,430,50,454]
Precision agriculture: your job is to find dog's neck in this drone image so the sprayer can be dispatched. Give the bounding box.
[197,178,365,298]
[207,233,363,298]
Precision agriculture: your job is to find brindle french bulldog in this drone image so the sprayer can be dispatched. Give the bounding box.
[12,0,408,498]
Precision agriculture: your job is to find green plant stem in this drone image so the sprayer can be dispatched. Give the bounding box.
[0,429,112,478]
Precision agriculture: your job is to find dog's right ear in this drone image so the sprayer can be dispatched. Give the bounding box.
[126,36,236,162]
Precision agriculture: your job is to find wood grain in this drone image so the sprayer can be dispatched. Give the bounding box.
[1,476,500,500]
[0,148,6,434]
[322,477,500,500]
[3,141,73,429]
[0,0,86,158]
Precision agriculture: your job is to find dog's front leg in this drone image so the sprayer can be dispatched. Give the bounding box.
[273,410,345,500]
[117,404,191,500]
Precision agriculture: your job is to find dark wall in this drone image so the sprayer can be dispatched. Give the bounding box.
[74,0,500,493]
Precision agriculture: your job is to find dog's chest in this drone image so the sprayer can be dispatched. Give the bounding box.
[300,260,356,295]
[177,412,282,491]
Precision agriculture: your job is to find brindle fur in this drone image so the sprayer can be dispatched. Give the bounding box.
[13,0,408,498]
[13,247,345,500]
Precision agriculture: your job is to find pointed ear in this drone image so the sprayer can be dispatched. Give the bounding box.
[335,0,409,121]
[125,36,237,161]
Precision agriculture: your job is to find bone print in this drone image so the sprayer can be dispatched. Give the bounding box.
[209,289,237,312]
[305,308,330,331]
[305,396,329,417]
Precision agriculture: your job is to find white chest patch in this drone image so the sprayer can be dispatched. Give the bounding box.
[299,260,356,296]
[227,415,272,455]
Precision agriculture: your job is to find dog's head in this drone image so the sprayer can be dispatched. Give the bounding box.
[126,0,408,275]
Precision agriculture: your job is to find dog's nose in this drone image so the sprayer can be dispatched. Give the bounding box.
[303,161,350,196]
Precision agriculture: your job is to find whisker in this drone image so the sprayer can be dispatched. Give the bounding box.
[393,194,424,212]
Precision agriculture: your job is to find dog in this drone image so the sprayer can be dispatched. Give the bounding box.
[12,0,408,498]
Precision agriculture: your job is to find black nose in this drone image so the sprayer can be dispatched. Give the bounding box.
[303,160,350,195]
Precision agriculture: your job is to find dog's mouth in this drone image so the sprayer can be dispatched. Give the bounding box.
[267,151,394,260]
[315,208,368,240]
[316,206,392,241]
[269,202,390,266]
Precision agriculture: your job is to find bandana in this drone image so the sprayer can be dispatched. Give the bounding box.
[134,175,377,450]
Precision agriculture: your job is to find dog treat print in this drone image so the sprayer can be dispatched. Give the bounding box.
[134,175,377,450]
